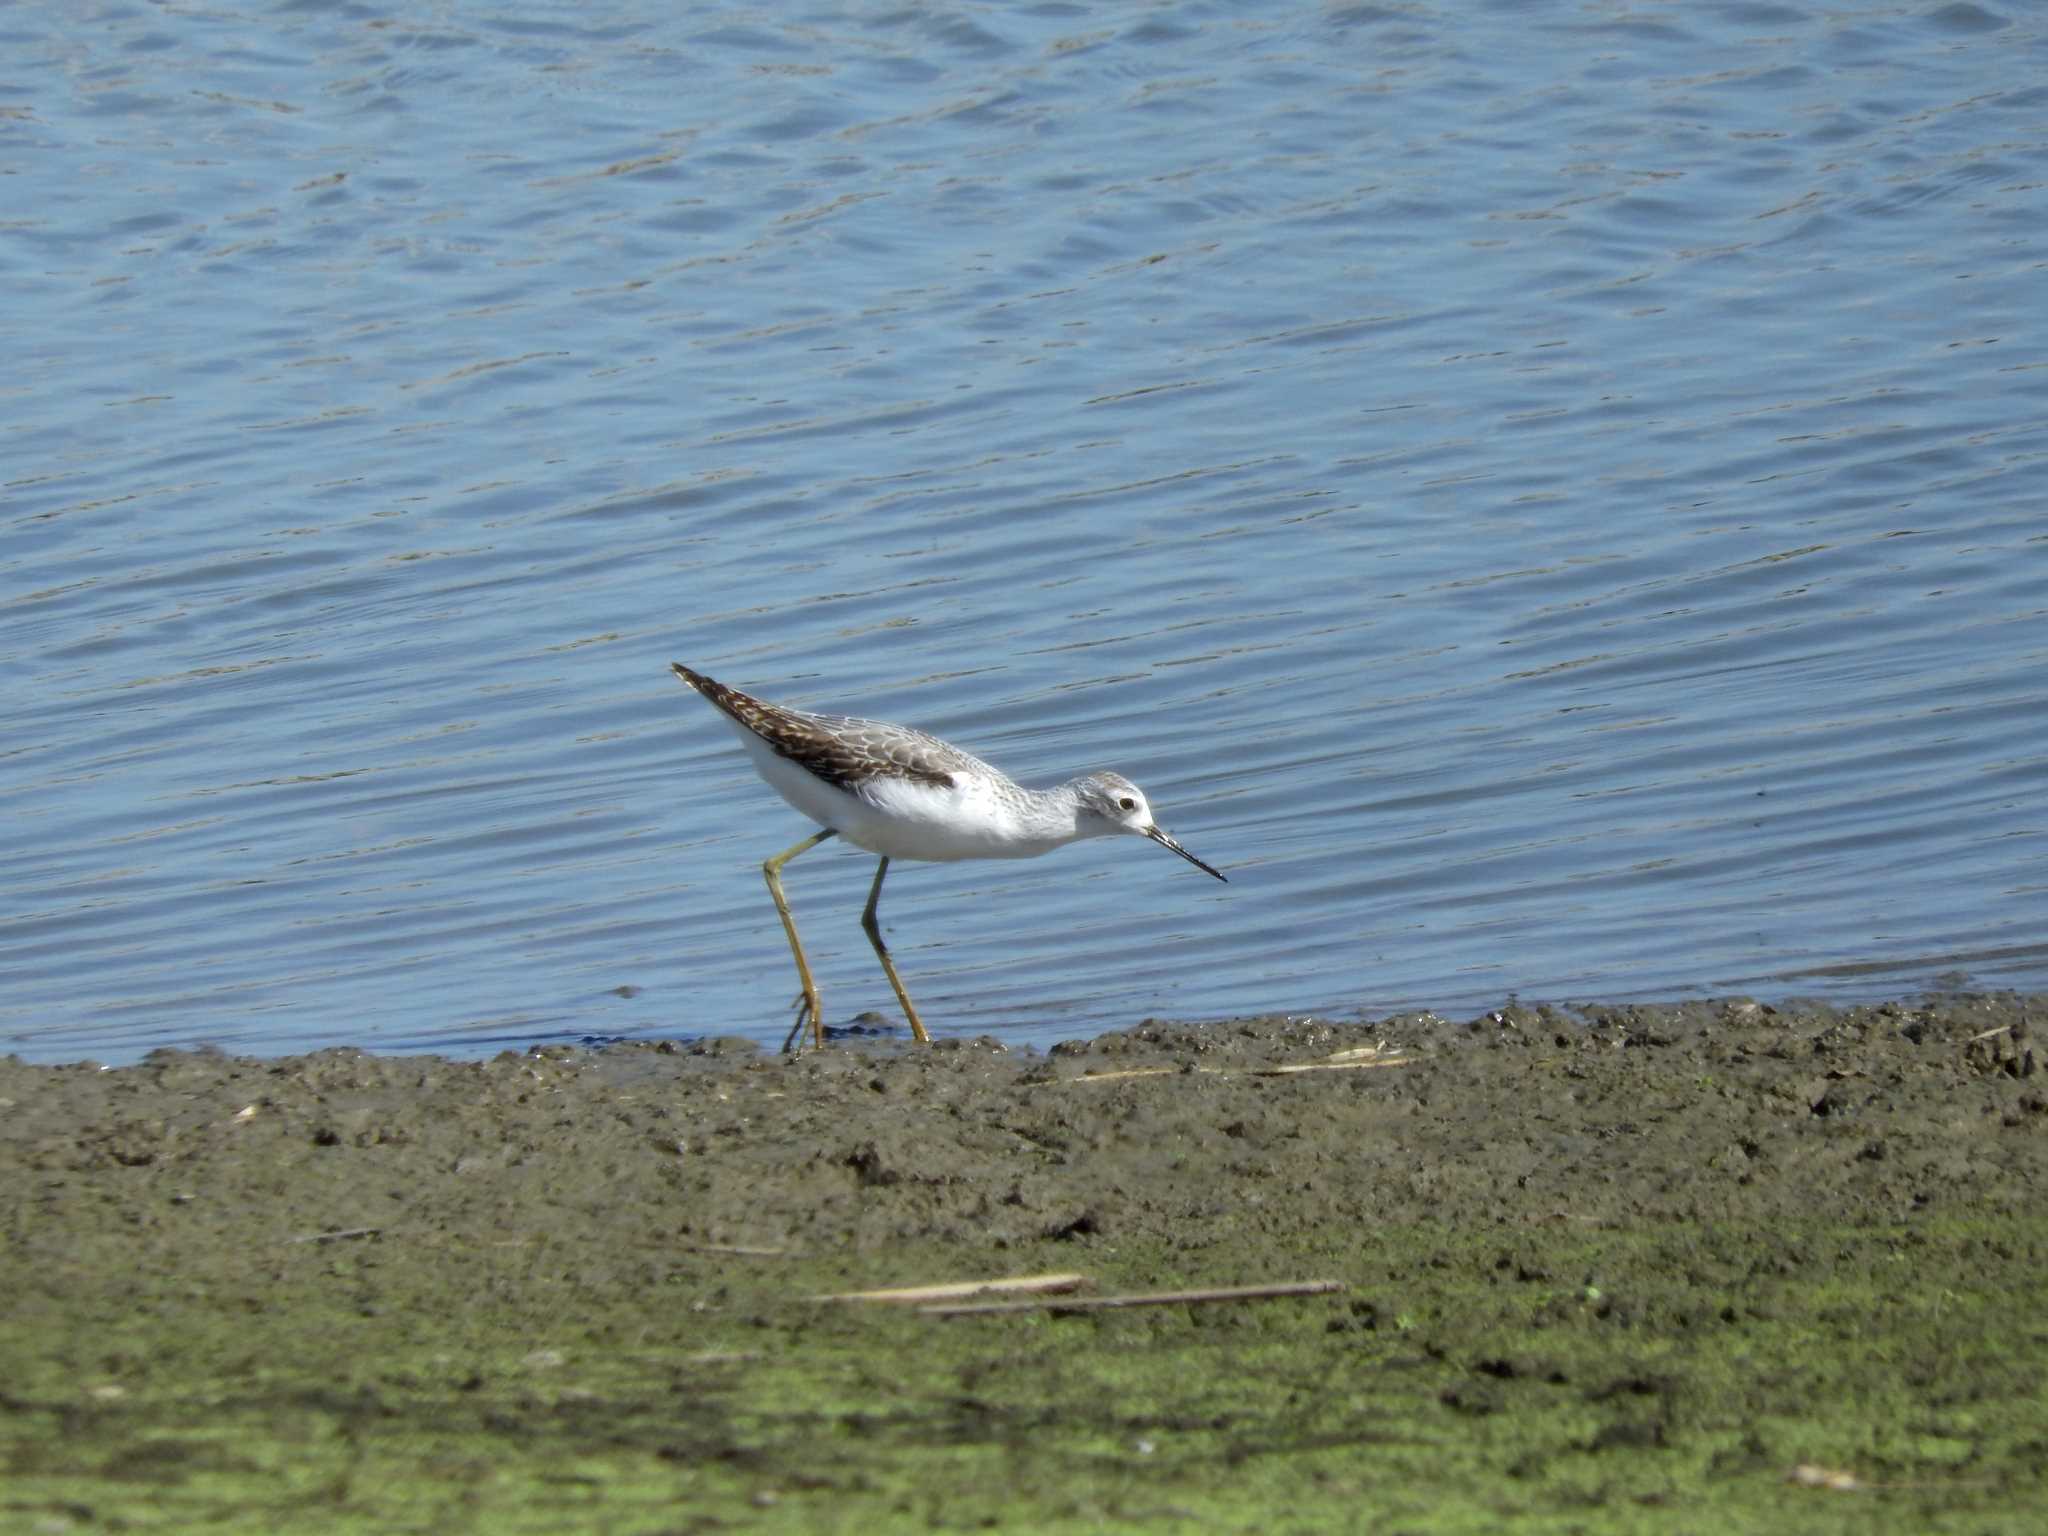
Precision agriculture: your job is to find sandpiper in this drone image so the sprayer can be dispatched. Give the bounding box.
[670,662,1225,1049]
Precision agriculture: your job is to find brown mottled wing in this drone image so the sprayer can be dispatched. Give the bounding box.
[671,662,966,792]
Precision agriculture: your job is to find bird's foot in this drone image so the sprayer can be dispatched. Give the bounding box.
[781,989,823,1054]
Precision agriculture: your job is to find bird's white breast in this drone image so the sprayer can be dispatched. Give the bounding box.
[852,771,1055,861]
[720,711,1074,862]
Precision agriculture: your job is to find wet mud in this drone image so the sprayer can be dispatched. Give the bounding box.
[4,995,2045,1532]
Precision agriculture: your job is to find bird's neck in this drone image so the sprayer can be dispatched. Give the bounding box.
[1010,779,1097,848]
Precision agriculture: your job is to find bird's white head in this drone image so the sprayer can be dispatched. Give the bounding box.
[1071,772,1227,882]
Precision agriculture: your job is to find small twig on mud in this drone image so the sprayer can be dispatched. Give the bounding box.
[1787,1461,1995,1493]
[1252,1055,1411,1077]
[287,1226,382,1245]
[1072,1047,1411,1084]
[812,1272,1090,1305]
[1969,1025,2012,1041]
[922,1279,1346,1316]
[684,1243,790,1257]
[1787,1463,1864,1491]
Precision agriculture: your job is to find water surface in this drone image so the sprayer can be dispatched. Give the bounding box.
[5,1,2045,1062]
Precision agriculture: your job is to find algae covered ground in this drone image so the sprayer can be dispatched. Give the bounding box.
[4,995,2045,1533]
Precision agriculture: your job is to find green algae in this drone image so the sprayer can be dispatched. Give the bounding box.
[9,1218,2043,1533]
[5,998,2045,1531]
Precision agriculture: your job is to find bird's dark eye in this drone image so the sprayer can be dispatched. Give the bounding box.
[1118,797,1136,811]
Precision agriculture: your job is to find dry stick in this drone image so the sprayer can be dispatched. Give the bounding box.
[812,1271,1090,1305]
[924,1279,1346,1316]
[1253,1057,1411,1076]
[1073,1055,1412,1084]
[287,1226,382,1245]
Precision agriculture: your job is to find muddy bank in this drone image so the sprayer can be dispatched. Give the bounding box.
[4,994,2045,1532]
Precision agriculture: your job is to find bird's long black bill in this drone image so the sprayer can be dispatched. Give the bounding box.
[1146,825,1227,882]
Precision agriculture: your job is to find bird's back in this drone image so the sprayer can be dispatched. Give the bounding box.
[671,663,998,796]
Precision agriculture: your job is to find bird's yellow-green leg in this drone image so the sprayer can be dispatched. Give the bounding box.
[763,829,836,1052]
[860,857,932,1044]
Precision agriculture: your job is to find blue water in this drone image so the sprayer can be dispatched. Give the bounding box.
[5,2,2045,1064]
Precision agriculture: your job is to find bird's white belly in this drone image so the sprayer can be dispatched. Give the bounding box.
[853,773,1058,861]
[736,728,1060,862]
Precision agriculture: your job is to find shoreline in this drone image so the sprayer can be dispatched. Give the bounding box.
[7,993,2044,1531]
